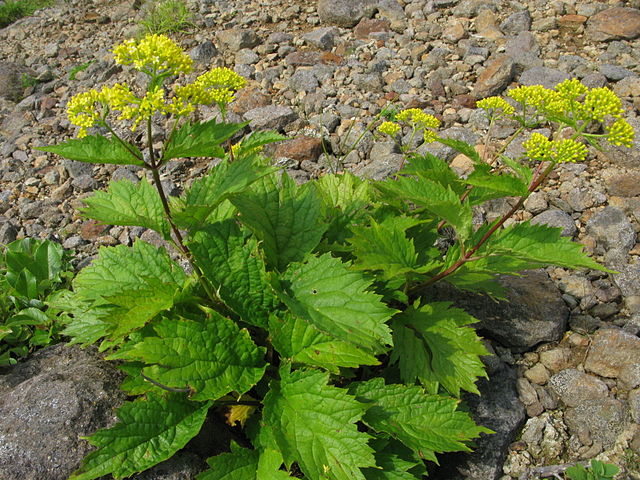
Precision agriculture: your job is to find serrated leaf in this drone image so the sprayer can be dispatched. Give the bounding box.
[188,220,276,329]
[349,216,439,280]
[72,241,187,339]
[81,178,170,239]
[119,313,266,401]
[376,176,473,241]
[269,313,379,373]
[278,253,395,354]
[172,156,277,229]
[481,221,607,271]
[391,303,489,396]
[351,378,491,463]
[499,155,533,185]
[70,393,211,480]
[263,366,376,480]
[436,137,482,164]
[37,134,145,166]
[464,163,529,198]
[198,445,295,480]
[164,119,247,161]
[232,173,326,271]
[363,437,426,480]
[233,130,287,159]
[398,154,466,195]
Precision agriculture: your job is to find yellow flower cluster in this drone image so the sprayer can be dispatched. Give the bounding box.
[476,97,515,116]
[392,108,441,142]
[377,121,401,137]
[113,34,193,76]
[66,89,104,138]
[523,132,588,163]
[175,67,246,109]
[554,78,588,101]
[118,86,168,131]
[582,87,623,121]
[607,118,635,147]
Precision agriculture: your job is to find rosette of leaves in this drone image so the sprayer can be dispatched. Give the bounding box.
[38,35,630,480]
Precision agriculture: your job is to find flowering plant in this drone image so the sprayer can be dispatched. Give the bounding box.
[39,35,632,480]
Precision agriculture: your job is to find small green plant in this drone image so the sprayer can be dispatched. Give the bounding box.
[38,34,632,480]
[0,0,52,28]
[20,72,39,89]
[565,460,620,480]
[0,238,73,366]
[138,0,195,35]
[68,60,95,81]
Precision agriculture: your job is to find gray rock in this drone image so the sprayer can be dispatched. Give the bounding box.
[243,105,298,131]
[629,389,640,423]
[0,220,17,244]
[500,10,532,35]
[308,112,341,133]
[216,29,260,51]
[235,48,259,65]
[352,72,384,91]
[428,360,525,480]
[353,153,404,180]
[599,64,636,81]
[586,206,636,252]
[288,68,319,92]
[0,344,126,479]
[613,264,640,297]
[189,40,218,63]
[302,27,338,50]
[505,32,542,71]
[417,127,479,162]
[317,0,377,27]
[565,398,631,449]
[472,55,515,98]
[433,270,569,352]
[519,67,571,89]
[584,328,640,379]
[548,369,609,407]
[62,159,93,179]
[112,166,139,183]
[0,61,33,102]
[530,209,577,237]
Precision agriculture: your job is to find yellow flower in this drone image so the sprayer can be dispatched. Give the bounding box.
[66,89,103,137]
[552,139,588,163]
[175,67,246,108]
[225,403,256,427]
[606,118,635,147]
[100,83,136,111]
[396,108,440,129]
[581,87,623,121]
[523,132,552,159]
[507,85,550,109]
[118,86,168,131]
[555,78,588,101]
[377,121,401,137]
[476,97,515,115]
[113,34,193,76]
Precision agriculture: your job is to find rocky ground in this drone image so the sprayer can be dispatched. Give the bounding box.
[1,0,640,478]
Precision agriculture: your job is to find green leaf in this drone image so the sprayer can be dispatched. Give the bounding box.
[172,156,276,230]
[233,130,287,158]
[188,220,276,329]
[363,437,426,480]
[481,221,607,271]
[348,216,439,280]
[263,366,376,480]
[70,393,211,480]
[72,240,187,339]
[499,155,533,185]
[118,312,266,401]
[435,137,482,164]
[198,445,295,480]
[464,163,529,198]
[37,134,145,166]
[164,119,247,161]
[351,378,491,463]
[278,253,395,354]
[269,313,380,373]
[232,173,326,271]
[398,154,466,195]
[376,176,473,241]
[81,178,171,239]
[3,238,65,292]
[391,303,489,396]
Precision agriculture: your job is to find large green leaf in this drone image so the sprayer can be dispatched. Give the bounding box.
[351,378,492,463]
[232,130,287,159]
[117,312,266,401]
[348,216,439,280]
[188,220,276,329]
[481,221,607,271]
[72,241,187,339]
[37,134,144,166]
[232,173,326,271]
[198,444,295,480]
[3,238,65,294]
[163,119,247,160]
[376,176,473,242]
[69,393,211,480]
[464,163,529,199]
[171,156,277,230]
[81,177,170,239]
[391,303,489,396]
[263,366,376,480]
[398,154,465,195]
[278,253,395,354]
[363,437,426,480]
[269,313,379,373]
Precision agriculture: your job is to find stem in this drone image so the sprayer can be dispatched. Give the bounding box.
[412,160,557,293]
[103,122,146,165]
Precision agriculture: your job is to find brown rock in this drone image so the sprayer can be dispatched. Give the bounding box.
[231,87,270,115]
[558,14,587,28]
[443,20,466,43]
[0,62,34,102]
[273,136,324,162]
[354,18,390,40]
[587,7,640,41]
[80,220,108,241]
[549,368,609,407]
[539,347,573,373]
[472,55,515,99]
[603,171,640,197]
[585,328,640,378]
